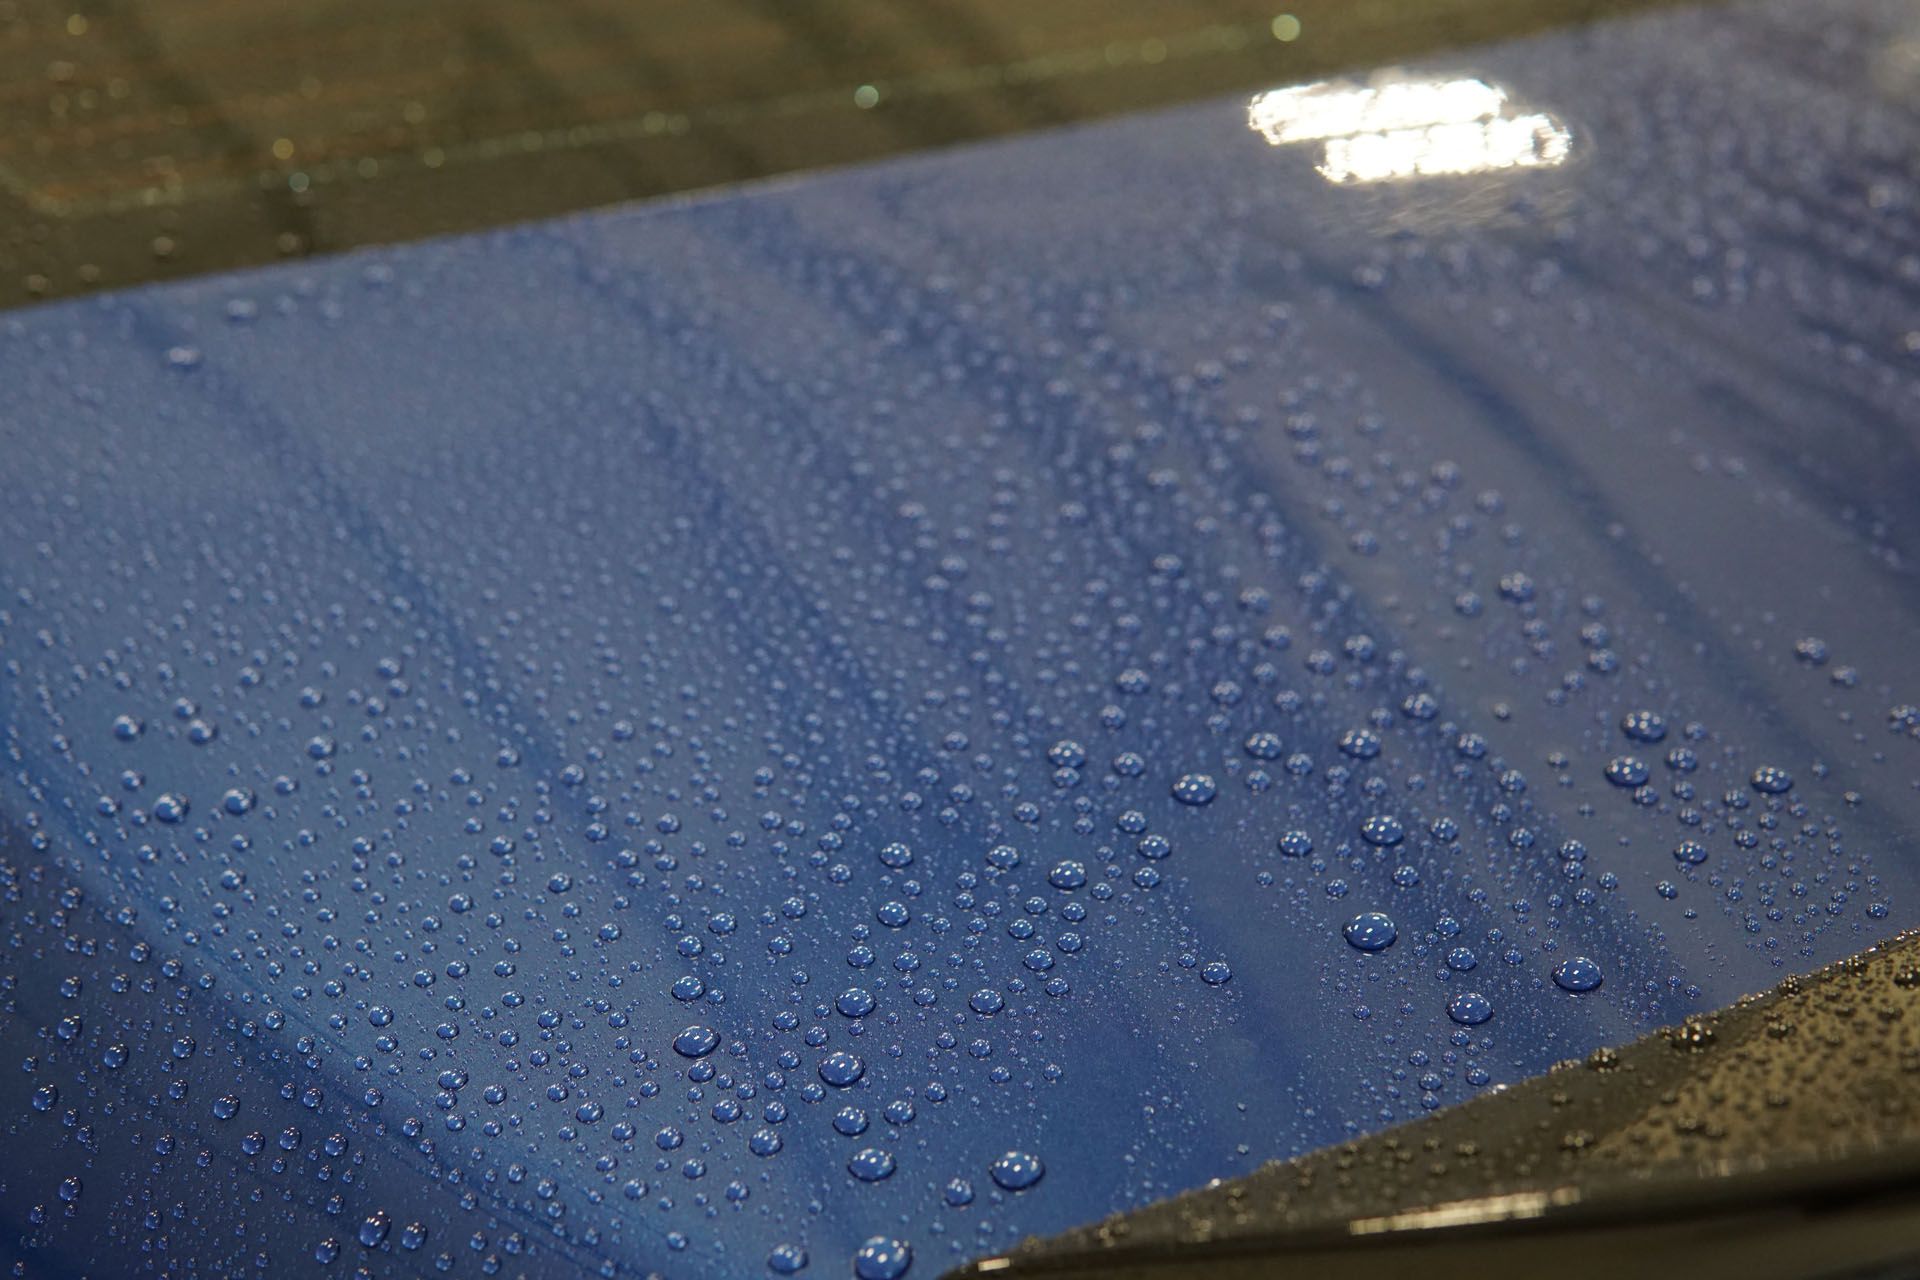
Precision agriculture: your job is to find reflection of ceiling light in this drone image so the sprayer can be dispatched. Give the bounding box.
[1319,113,1571,185]
[1247,75,1571,185]
[1248,79,1507,145]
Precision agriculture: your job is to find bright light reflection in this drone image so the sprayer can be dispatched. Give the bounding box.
[1247,75,1571,185]
[1320,113,1570,184]
[1248,78,1507,145]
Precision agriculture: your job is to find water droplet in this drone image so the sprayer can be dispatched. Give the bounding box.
[1338,729,1381,760]
[847,1147,896,1181]
[1673,840,1709,865]
[1343,912,1398,952]
[1358,815,1404,847]
[1604,756,1649,787]
[853,1236,912,1279]
[988,1150,1045,1191]
[357,1211,390,1248]
[1046,740,1087,768]
[1794,636,1829,665]
[672,1025,719,1058]
[1620,709,1667,742]
[1750,765,1794,794]
[1243,731,1284,760]
[818,1050,865,1086]
[1552,956,1604,993]
[1447,991,1494,1026]
[1171,773,1218,805]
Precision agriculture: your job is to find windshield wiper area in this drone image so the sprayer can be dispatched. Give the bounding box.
[950,931,1920,1280]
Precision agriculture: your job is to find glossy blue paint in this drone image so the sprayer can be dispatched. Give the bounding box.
[5,1,1920,1275]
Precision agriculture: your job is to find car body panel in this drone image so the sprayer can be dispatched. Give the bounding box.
[4,1,1919,1275]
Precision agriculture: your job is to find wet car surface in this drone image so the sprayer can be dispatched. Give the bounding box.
[5,1,1920,1276]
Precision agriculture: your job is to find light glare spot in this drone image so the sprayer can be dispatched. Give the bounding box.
[1247,74,1571,185]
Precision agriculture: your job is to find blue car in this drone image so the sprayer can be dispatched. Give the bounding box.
[4,2,1920,1276]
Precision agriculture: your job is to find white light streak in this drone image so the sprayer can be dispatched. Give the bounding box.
[1248,75,1572,185]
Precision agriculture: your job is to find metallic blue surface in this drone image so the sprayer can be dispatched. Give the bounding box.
[5,1,1920,1275]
